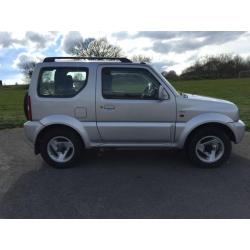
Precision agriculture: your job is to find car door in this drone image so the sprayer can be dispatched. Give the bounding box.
[96,64,177,143]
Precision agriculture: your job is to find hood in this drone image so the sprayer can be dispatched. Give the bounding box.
[176,93,239,122]
[184,93,232,104]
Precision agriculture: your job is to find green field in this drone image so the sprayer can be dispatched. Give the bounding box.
[0,78,249,130]
[0,85,28,129]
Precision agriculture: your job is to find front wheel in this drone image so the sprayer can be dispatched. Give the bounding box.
[40,128,83,168]
[186,127,232,168]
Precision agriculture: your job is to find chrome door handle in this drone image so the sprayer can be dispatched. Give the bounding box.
[102,105,115,110]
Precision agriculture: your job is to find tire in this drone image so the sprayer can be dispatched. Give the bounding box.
[186,127,232,168]
[40,127,83,168]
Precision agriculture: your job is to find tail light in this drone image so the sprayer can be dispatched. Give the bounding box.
[24,93,32,121]
[27,95,32,121]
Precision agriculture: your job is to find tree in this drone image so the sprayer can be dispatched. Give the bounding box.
[68,37,154,63]
[131,55,152,63]
[71,37,123,57]
[68,38,95,56]
[16,55,39,83]
[162,70,178,80]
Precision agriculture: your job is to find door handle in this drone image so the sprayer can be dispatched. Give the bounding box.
[101,105,115,110]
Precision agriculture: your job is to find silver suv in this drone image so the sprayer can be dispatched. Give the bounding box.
[24,57,245,168]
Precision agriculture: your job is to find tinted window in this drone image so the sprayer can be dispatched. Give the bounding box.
[102,67,160,100]
[38,67,88,97]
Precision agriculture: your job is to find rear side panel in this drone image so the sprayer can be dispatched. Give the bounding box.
[29,62,101,144]
[30,63,96,121]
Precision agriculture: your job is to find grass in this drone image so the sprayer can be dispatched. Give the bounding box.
[0,85,28,129]
[0,78,249,130]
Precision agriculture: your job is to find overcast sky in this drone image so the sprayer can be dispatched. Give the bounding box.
[0,31,250,84]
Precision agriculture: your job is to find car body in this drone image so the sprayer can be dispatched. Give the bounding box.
[24,57,245,168]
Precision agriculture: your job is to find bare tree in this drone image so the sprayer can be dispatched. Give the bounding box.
[68,38,95,56]
[131,55,152,63]
[68,36,154,62]
[71,37,123,57]
[16,56,39,83]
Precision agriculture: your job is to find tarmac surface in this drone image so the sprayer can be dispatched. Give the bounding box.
[0,128,249,218]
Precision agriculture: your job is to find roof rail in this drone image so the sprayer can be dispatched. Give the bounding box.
[43,57,132,63]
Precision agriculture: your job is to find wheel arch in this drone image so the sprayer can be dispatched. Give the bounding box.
[35,124,87,154]
[183,122,236,149]
[176,113,237,148]
[34,115,91,154]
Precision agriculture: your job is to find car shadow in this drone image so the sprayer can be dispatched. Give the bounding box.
[0,149,250,218]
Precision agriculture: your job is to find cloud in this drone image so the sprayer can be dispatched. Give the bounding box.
[185,52,199,62]
[25,32,47,48]
[0,31,59,49]
[25,31,59,49]
[152,60,176,72]
[62,31,84,54]
[149,31,246,54]
[61,31,96,54]
[134,31,246,42]
[112,31,130,40]
[151,39,205,54]
[0,32,15,48]
[113,31,247,54]
[0,47,27,70]
[202,31,245,44]
[112,31,178,40]
[134,31,178,40]
[12,52,42,70]
[113,31,182,40]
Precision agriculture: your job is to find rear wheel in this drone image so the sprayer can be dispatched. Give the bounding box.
[40,128,83,168]
[186,127,232,168]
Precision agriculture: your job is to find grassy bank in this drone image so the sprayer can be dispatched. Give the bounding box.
[0,78,249,130]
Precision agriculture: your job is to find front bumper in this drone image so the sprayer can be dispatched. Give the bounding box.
[228,120,245,144]
[24,121,44,144]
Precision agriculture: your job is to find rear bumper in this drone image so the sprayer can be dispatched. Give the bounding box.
[24,121,44,144]
[228,120,245,144]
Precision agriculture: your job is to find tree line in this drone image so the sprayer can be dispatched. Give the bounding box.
[178,54,250,80]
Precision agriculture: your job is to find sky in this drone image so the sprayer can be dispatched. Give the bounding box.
[0,31,250,85]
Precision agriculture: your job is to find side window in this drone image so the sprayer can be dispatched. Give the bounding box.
[38,67,88,97]
[102,67,161,100]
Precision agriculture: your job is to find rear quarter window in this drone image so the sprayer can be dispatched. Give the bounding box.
[38,67,88,97]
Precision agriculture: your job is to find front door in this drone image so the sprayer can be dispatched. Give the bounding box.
[96,65,176,143]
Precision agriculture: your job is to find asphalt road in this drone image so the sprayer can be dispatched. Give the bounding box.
[0,128,249,218]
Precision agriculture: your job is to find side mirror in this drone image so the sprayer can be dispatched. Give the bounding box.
[158,85,169,100]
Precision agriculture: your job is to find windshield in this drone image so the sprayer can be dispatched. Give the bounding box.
[151,66,180,96]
